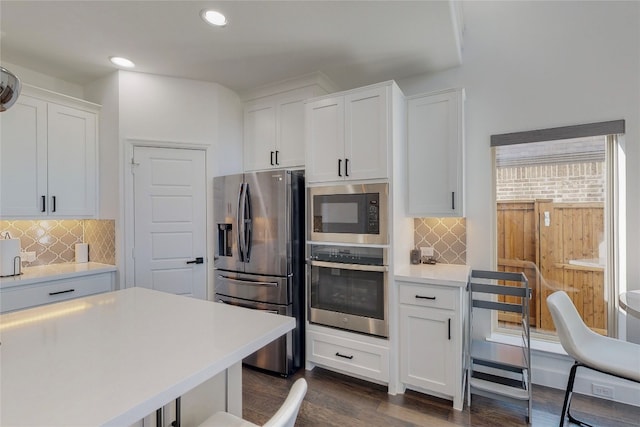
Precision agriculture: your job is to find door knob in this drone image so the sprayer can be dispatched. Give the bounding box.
[186,257,204,264]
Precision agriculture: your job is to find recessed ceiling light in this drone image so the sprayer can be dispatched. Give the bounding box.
[109,56,135,68]
[201,9,227,27]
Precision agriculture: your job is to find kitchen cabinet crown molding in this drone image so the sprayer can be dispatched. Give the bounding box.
[240,71,340,102]
[304,79,399,105]
[21,83,101,113]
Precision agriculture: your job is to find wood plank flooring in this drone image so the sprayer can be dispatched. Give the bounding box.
[242,366,640,426]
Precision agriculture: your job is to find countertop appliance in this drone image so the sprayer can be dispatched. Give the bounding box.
[308,244,388,337]
[0,235,21,277]
[214,170,304,376]
[308,182,388,245]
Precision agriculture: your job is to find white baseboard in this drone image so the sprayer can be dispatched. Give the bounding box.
[532,349,640,407]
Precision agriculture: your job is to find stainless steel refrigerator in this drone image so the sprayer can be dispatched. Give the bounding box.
[213,170,304,376]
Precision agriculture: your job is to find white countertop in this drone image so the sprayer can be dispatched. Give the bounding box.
[0,262,116,288]
[0,287,295,426]
[395,263,470,287]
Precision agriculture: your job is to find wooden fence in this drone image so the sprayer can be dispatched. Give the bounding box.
[497,200,606,335]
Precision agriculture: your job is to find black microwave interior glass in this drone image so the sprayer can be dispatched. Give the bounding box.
[313,193,379,234]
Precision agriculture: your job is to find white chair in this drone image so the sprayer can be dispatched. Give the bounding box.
[198,378,307,427]
[546,291,640,427]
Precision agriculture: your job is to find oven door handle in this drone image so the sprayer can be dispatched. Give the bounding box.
[308,260,388,272]
[217,275,279,287]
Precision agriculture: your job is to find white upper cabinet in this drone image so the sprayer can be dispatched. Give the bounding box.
[306,82,394,183]
[244,86,323,171]
[244,101,277,171]
[407,88,465,217]
[345,87,389,181]
[0,86,99,218]
[305,96,345,182]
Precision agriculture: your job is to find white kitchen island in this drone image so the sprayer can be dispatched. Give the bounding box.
[0,287,295,426]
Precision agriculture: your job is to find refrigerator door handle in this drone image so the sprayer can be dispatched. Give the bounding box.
[218,299,279,314]
[237,183,246,262]
[244,183,253,261]
[217,274,279,287]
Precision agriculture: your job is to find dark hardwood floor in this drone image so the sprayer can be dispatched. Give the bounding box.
[242,366,640,427]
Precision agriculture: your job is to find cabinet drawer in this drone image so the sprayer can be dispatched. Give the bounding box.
[1,273,113,313]
[307,330,389,382]
[399,282,456,310]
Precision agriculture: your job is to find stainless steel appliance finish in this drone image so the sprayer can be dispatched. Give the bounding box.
[309,182,389,245]
[216,294,293,375]
[214,170,304,376]
[308,245,389,337]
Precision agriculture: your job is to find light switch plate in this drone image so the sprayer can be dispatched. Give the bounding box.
[20,251,36,262]
[420,247,434,257]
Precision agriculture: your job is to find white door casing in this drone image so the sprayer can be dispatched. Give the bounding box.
[132,146,207,299]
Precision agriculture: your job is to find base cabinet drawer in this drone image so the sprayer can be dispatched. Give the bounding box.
[1,273,114,313]
[399,282,456,310]
[307,329,389,382]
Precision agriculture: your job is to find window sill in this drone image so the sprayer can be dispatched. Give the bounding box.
[488,332,567,356]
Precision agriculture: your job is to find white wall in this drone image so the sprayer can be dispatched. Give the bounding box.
[398,0,640,402]
[1,61,84,98]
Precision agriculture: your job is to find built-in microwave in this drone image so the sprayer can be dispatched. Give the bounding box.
[308,183,388,245]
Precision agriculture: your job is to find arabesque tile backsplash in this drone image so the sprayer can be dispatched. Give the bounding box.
[0,219,115,266]
[414,218,466,265]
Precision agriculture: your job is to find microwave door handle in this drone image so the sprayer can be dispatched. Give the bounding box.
[244,183,252,261]
[237,183,245,262]
[308,260,388,272]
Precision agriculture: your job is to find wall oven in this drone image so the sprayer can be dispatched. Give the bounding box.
[309,183,388,245]
[308,245,388,337]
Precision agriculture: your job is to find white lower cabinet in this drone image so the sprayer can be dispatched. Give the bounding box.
[1,271,115,313]
[398,280,465,410]
[306,327,389,384]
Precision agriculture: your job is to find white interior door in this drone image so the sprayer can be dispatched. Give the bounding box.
[133,146,207,299]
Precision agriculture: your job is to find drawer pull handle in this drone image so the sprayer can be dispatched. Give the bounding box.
[49,289,75,296]
[335,352,354,360]
[415,295,436,300]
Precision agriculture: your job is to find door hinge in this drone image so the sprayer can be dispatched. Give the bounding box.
[130,157,140,173]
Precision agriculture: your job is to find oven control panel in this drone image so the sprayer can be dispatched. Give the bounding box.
[310,245,386,266]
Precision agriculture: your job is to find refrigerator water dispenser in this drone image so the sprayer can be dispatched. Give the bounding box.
[218,223,232,257]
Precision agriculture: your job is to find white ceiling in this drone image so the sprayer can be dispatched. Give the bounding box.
[0,1,463,95]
